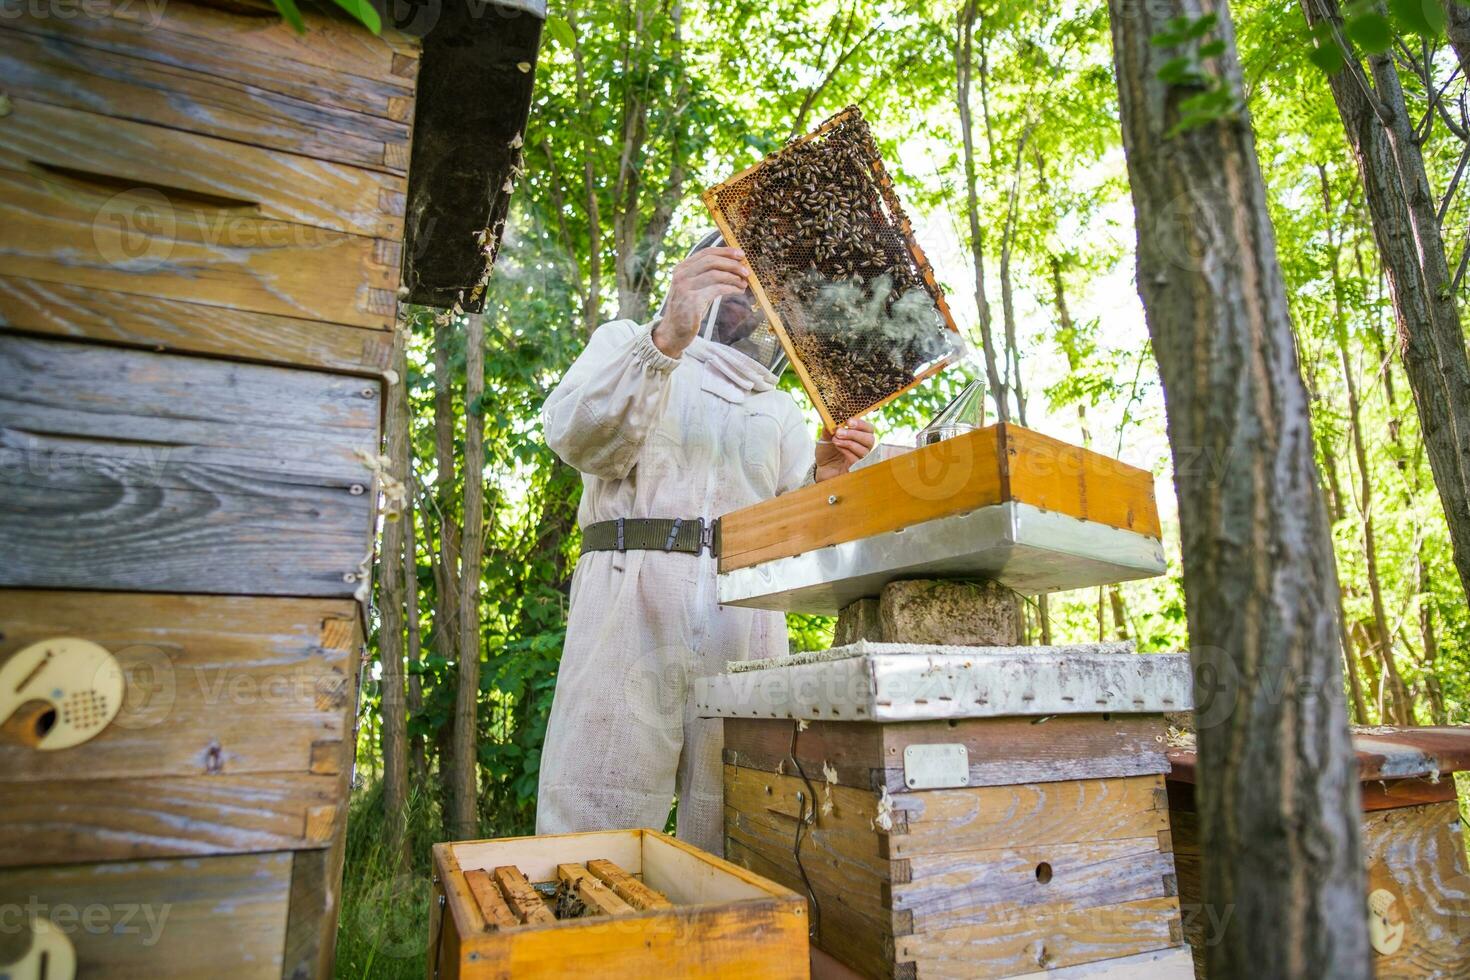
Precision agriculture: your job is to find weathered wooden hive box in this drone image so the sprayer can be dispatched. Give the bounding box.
[697,646,1198,979]
[430,828,810,978]
[1167,727,1470,979]
[0,1,418,974]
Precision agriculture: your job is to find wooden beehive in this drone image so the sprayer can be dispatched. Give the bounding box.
[430,828,810,978]
[715,424,1166,614]
[1167,727,1470,978]
[698,646,1197,979]
[0,1,420,974]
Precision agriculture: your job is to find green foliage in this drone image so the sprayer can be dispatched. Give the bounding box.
[345,5,1470,968]
[1151,13,1242,136]
[269,0,380,35]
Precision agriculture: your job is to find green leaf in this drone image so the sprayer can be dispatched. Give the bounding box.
[270,0,306,34]
[330,0,381,33]
[1184,12,1218,39]
[1198,39,1226,57]
[1157,55,1195,84]
[1346,11,1392,52]
[1390,0,1445,35]
[544,14,575,49]
[1309,41,1348,74]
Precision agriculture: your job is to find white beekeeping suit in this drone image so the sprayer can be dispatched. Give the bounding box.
[536,234,816,854]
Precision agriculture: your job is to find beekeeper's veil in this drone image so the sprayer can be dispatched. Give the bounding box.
[660,231,788,377]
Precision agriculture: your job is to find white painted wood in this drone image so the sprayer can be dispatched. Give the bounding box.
[697,646,1193,721]
[640,832,778,906]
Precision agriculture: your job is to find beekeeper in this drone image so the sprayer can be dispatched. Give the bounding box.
[536,231,875,853]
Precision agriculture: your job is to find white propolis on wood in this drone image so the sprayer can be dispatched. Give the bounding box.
[696,643,1194,722]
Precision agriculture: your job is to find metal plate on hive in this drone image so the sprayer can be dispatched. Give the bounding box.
[903,744,970,790]
[716,501,1167,614]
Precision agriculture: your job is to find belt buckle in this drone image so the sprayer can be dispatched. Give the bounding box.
[699,518,716,557]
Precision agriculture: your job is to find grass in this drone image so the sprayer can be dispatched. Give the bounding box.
[333,783,440,979]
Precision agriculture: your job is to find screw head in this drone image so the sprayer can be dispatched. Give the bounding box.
[349,484,366,496]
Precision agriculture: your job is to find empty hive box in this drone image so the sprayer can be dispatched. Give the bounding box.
[430,828,809,978]
[1167,727,1470,978]
[697,644,1197,978]
[715,423,1166,614]
[702,105,962,432]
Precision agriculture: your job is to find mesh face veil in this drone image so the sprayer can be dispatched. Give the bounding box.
[701,279,789,376]
[670,231,786,377]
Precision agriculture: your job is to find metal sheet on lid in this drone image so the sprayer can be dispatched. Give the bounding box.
[717,501,1167,615]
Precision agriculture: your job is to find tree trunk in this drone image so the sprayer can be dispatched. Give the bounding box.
[1334,328,1414,724]
[1320,171,1415,725]
[398,346,428,783]
[998,126,1032,425]
[1108,1,1368,975]
[956,0,1009,423]
[1304,0,1470,606]
[431,317,461,811]
[378,324,412,869]
[1444,0,1470,78]
[449,313,487,840]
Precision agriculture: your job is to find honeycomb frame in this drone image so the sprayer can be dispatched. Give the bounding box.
[701,105,961,432]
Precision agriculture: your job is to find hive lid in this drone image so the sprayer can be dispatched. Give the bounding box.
[696,644,1193,722]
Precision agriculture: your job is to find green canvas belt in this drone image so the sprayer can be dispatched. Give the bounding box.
[580,517,720,557]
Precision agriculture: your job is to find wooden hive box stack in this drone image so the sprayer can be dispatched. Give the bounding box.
[698,428,1200,977]
[430,828,810,978]
[1167,727,1470,978]
[0,2,418,974]
[697,647,1199,979]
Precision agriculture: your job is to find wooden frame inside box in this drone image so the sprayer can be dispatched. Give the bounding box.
[429,828,810,978]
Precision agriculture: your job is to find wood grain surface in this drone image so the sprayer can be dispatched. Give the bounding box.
[0,26,408,174]
[586,858,673,910]
[0,160,397,329]
[1173,799,1470,978]
[1360,802,1470,978]
[0,276,392,376]
[0,337,378,596]
[894,897,1182,978]
[0,96,404,239]
[718,424,1161,571]
[723,715,1171,796]
[891,835,1177,933]
[887,776,1171,860]
[435,830,810,979]
[465,869,520,930]
[0,591,359,865]
[0,850,294,978]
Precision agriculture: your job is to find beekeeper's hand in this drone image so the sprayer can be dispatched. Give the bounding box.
[653,247,752,357]
[815,418,877,482]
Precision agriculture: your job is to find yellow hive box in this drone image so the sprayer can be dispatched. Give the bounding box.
[429,828,810,979]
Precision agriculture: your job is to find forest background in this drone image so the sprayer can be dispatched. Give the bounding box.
[336,1,1470,973]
